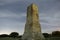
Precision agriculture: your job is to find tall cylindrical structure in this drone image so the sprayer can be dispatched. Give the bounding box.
[22,3,45,40]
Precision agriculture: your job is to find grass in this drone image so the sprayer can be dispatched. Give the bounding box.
[0,37,60,40]
[0,37,20,40]
[45,37,60,40]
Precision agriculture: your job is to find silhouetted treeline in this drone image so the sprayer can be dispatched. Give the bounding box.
[10,32,19,38]
[43,33,51,38]
[0,34,9,37]
[0,32,22,38]
[0,31,60,38]
[52,31,60,37]
[43,31,60,38]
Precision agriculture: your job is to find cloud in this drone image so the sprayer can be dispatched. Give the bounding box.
[0,0,22,4]
[0,9,26,35]
[0,0,60,34]
[0,8,26,17]
[40,11,60,33]
[0,22,25,35]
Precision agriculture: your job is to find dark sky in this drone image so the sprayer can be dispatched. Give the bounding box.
[0,0,60,35]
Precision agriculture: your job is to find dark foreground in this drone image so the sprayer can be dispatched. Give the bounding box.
[0,37,20,40]
[0,37,60,40]
[45,37,60,40]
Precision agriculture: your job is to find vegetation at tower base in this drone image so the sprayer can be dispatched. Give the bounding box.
[0,32,22,40]
[43,33,51,38]
[22,3,45,40]
[52,31,60,37]
[9,32,19,38]
[0,31,60,40]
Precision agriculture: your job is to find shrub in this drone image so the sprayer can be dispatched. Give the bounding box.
[9,32,19,38]
[43,33,50,38]
[52,31,60,37]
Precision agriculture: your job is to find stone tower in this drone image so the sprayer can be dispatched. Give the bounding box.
[22,3,45,40]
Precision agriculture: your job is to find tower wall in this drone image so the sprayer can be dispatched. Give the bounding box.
[22,4,45,40]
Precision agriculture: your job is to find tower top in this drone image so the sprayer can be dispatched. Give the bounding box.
[31,3,38,11]
[31,3,37,6]
[27,3,38,12]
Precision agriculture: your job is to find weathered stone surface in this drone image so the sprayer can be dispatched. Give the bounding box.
[22,3,45,40]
